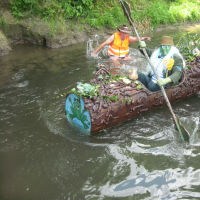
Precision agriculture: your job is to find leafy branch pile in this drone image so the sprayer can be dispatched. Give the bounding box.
[57,73,143,104]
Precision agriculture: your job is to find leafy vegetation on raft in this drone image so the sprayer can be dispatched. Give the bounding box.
[56,73,143,104]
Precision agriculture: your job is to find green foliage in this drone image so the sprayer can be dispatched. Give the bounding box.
[67,83,119,102]
[175,31,200,61]
[122,97,134,104]
[98,74,104,79]
[169,0,200,22]
[142,1,171,27]
[56,92,66,99]
[10,0,39,19]
[123,0,200,29]
[0,17,7,27]
[87,3,126,29]
[134,81,144,89]
[47,18,67,36]
[69,83,100,98]
[63,73,144,103]
[10,0,95,20]
[8,0,200,29]
[105,95,119,103]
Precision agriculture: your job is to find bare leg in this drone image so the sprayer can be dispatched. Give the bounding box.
[121,56,133,61]
[109,56,122,66]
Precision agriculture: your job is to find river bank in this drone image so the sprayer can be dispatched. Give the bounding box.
[0,10,200,57]
[0,10,114,56]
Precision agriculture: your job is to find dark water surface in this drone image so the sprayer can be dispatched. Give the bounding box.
[1,25,200,200]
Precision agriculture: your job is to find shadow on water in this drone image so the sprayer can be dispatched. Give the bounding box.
[0,24,200,199]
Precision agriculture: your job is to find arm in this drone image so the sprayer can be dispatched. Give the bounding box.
[135,37,153,57]
[168,54,183,84]
[92,34,114,55]
[129,36,151,42]
[138,47,154,57]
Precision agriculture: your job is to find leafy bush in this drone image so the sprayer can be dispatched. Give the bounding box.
[8,0,200,30]
[10,0,95,20]
[0,17,7,27]
[87,4,127,29]
[143,1,170,27]
[169,1,200,22]
[10,0,40,19]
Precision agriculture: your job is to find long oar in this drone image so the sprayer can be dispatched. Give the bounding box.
[119,0,190,142]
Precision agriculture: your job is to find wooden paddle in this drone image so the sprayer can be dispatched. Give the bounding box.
[119,0,190,142]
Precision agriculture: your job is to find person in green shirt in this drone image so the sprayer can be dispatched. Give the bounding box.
[129,36,185,92]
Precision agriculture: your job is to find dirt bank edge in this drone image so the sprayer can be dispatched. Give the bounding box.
[1,10,200,57]
[0,11,116,56]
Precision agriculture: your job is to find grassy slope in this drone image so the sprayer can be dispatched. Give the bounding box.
[0,0,200,53]
[1,0,200,35]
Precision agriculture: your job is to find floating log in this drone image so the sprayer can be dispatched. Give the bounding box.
[65,56,200,135]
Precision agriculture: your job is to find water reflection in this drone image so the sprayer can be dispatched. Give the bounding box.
[99,167,200,199]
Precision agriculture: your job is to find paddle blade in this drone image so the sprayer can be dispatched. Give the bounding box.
[119,0,133,21]
[175,117,190,142]
[179,121,190,142]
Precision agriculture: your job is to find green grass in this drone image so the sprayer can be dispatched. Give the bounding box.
[3,0,200,33]
[169,0,200,22]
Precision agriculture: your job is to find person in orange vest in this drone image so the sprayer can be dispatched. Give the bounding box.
[91,25,151,63]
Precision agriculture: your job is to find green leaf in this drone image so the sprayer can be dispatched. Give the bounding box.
[98,75,104,79]
[111,95,119,102]
[137,85,143,89]
[70,88,77,93]
[106,98,111,102]
[134,81,139,84]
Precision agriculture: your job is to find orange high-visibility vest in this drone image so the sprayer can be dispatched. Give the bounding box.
[107,32,129,57]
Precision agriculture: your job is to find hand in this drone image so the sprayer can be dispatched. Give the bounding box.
[157,77,171,86]
[91,52,97,57]
[144,37,151,41]
[139,41,146,48]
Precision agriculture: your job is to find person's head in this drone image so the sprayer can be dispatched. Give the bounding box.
[159,36,174,56]
[117,25,131,40]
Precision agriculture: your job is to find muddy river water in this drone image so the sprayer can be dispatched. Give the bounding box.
[1,24,200,199]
